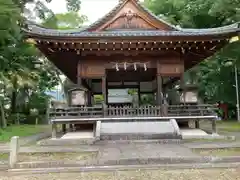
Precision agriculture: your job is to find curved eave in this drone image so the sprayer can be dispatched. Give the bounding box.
[24,29,239,42]
[23,19,240,39]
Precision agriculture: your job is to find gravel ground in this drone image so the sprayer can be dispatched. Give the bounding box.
[193,148,240,156]
[1,168,240,180]
[17,152,97,162]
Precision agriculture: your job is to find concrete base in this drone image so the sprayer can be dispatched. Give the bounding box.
[180,128,228,140]
[181,129,208,136]
[38,131,96,146]
[100,133,181,140]
[61,131,94,139]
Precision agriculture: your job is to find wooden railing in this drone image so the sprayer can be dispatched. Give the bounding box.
[107,105,161,117]
[50,106,103,118]
[49,104,218,119]
[168,104,218,116]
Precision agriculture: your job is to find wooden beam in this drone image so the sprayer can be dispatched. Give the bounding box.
[102,76,107,104]
[107,85,139,89]
[156,75,162,105]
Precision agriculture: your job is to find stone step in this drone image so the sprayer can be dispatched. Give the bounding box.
[95,139,182,145]
[37,137,182,146]
[100,133,181,141]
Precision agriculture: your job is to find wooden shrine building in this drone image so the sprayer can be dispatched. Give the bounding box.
[24,0,240,139]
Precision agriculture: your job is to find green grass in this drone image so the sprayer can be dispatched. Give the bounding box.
[0,153,9,160]
[0,125,51,143]
[193,148,240,156]
[217,121,240,132]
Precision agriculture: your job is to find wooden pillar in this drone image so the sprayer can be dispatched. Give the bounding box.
[195,120,200,129]
[102,76,107,104]
[93,122,96,137]
[77,76,82,86]
[69,124,73,132]
[156,75,162,105]
[180,74,185,104]
[88,79,92,106]
[179,74,189,127]
[138,81,141,105]
[87,92,92,106]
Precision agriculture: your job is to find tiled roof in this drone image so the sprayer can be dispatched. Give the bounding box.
[24,22,240,37]
[23,0,240,38]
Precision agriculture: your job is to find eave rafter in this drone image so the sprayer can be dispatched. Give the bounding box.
[33,38,227,57]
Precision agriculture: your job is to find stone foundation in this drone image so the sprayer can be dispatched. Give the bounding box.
[100,133,181,140]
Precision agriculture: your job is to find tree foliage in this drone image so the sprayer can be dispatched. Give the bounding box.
[144,0,240,117]
[43,12,87,29]
[0,0,85,126]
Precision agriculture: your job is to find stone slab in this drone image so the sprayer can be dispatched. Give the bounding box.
[100,121,180,140]
[8,162,240,174]
[37,138,96,146]
[101,121,175,134]
[179,129,234,140]
[97,143,197,163]
[181,129,208,136]
[184,142,240,149]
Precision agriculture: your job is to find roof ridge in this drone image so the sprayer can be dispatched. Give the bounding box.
[83,0,125,31]
[84,0,180,31]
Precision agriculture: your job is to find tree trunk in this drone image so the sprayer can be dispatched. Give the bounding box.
[0,99,7,128]
[11,91,17,113]
[11,76,18,124]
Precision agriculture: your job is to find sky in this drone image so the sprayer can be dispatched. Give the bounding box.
[46,0,120,85]
[46,0,144,24]
[44,0,121,89]
[47,0,119,24]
